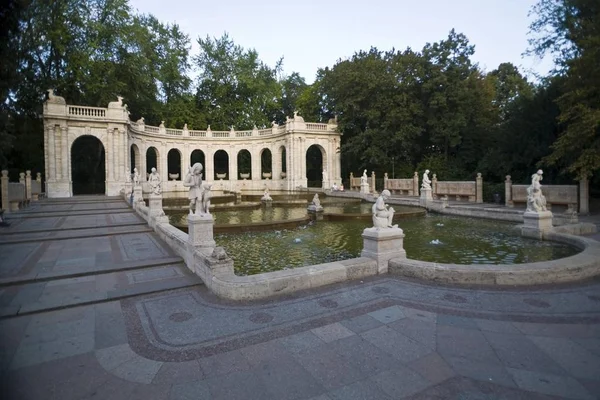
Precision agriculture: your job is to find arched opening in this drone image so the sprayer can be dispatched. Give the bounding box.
[190,149,205,168]
[214,150,229,180]
[280,146,287,178]
[130,144,140,174]
[146,147,159,179]
[306,144,325,188]
[167,149,182,181]
[237,149,251,179]
[71,135,105,195]
[261,148,272,179]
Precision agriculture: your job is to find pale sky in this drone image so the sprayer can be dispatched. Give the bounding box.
[128,0,553,84]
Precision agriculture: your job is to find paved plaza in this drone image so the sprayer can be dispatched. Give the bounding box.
[1,196,600,399]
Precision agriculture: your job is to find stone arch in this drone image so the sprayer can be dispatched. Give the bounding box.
[279,145,287,179]
[146,147,160,178]
[214,149,229,180]
[130,143,140,174]
[306,144,326,188]
[260,148,272,179]
[71,135,106,195]
[167,148,182,181]
[237,149,252,179]
[190,149,205,168]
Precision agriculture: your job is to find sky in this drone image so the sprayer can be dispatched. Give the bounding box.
[128,0,554,84]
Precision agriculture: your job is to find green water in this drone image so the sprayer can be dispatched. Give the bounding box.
[208,214,578,276]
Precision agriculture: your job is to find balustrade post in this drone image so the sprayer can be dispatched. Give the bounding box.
[413,171,419,197]
[476,173,483,203]
[579,174,589,215]
[384,173,388,191]
[505,175,513,207]
[432,174,438,199]
[1,170,8,211]
[25,171,32,202]
[371,171,376,193]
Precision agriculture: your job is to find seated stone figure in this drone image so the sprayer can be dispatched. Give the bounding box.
[372,190,397,228]
[261,188,272,201]
[311,194,321,208]
[148,167,161,195]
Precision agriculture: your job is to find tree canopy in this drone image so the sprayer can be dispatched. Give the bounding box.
[1,0,597,191]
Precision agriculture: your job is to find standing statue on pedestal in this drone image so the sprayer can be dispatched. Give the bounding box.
[125,167,131,183]
[183,163,206,214]
[148,167,161,194]
[421,170,431,190]
[133,168,140,186]
[372,190,397,228]
[360,169,368,185]
[526,169,547,212]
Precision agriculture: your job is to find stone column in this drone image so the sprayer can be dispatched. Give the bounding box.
[579,174,589,215]
[48,125,56,182]
[252,146,261,181]
[161,144,168,184]
[61,127,68,184]
[229,148,238,183]
[476,173,483,203]
[55,125,62,179]
[25,171,32,202]
[43,124,50,183]
[140,144,147,181]
[505,175,513,207]
[205,149,214,182]
[432,174,438,199]
[107,128,114,181]
[361,227,407,274]
[371,171,376,193]
[1,170,8,211]
[413,172,419,197]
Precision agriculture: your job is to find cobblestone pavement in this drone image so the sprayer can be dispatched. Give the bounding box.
[1,196,599,399]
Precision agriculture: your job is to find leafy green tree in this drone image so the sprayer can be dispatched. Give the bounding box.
[529,0,600,179]
[194,33,282,130]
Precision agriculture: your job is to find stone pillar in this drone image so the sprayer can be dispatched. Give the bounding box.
[350,172,354,190]
[187,214,216,248]
[476,173,483,203]
[43,125,50,183]
[432,174,437,199]
[579,175,589,215]
[133,184,143,203]
[25,171,32,202]
[160,144,168,184]
[107,128,114,181]
[61,126,68,184]
[413,172,419,197]
[383,173,388,191]
[522,211,553,240]
[205,149,214,182]
[1,170,8,211]
[505,175,513,207]
[48,125,56,182]
[229,150,238,183]
[252,147,261,181]
[361,227,407,274]
[371,171,376,194]
[148,192,168,227]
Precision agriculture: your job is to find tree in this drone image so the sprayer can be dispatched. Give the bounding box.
[529,0,600,179]
[194,33,282,130]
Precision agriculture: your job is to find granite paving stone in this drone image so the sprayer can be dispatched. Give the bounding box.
[152,360,204,385]
[408,352,456,385]
[387,317,436,349]
[169,381,211,400]
[277,330,325,354]
[328,335,402,376]
[443,355,518,388]
[528,335,600,380]
[361,325,432,363]
[198,349,251,378]
[310,322,355,343]
[205,369,275,400]
[436,325,502,365]
[111,354,163,384]
[507,368,594,399]
[370,365,431,398]
[339,313,384,334]
[328,379,392,400]
[367,305,406,324]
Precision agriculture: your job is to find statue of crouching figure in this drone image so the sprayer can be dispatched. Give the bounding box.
[372,190,397,228]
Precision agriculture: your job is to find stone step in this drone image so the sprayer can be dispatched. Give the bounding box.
[8,208,132,218]
[0,256,184,287]
[0,224,151,245]
[0,263,202,318]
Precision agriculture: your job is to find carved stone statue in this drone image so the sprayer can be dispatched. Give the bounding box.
[108,96,124,108]
[421,170,431,190]
[526,169,547,212]
[133,168,140,186]
[46,89,66,104]
[311,194,321,208]
[372,190,397,229]
[148,167,161,195]
[125,167,131,183]
[183,163,205,214]
[360,169,368,185]
[200,184,212,214]
[261,188,272,201]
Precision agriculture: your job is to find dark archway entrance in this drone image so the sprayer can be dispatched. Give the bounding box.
[237,150,251,179]
[71,135,105,195]
[306,145,324,188]
[214,150,229,180]
[190,149,205,167]
[167,149,182,181]
[261,148,272,179]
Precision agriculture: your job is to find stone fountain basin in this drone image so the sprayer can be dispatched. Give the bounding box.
[389,231,600,286]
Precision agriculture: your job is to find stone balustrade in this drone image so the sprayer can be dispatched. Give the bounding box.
[1,170,44,212]
[349,172,376,193]
[432,173,483,203]
[505,175,579,212]
[384,172,419,196]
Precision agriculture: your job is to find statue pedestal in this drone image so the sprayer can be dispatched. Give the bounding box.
[149,193,163,214]
[188,213,216,248]
[361,227,407,274]
[419,187,432,206]
[307,205,323,213]
[360,182,370,194]
[133,185,143,203]
[521,211,553,239]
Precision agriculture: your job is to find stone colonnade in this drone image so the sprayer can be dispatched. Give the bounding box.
[42,92,341,197]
